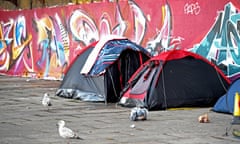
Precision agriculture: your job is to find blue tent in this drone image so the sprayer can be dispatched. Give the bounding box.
[213,78,240,114]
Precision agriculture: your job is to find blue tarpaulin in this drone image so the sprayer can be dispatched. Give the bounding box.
[89,39,150,75]
[213,78,240,114]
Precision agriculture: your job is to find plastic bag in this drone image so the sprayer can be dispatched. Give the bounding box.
[130,106,148,121]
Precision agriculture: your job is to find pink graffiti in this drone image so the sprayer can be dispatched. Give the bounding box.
[69,1,146,47]
[146,3,182,55]
[99,13,112,38]
[33,13,68,78]
[0,16,33,74]
[128,0,146,44]
[69,9,99,46]
[0,19,13,71]
[112,3,127,36]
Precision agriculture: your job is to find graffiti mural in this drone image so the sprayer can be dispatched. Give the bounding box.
[0,15,33,75]
[33,13,69,78]
[0,0,239,81]
[192,2,240,81]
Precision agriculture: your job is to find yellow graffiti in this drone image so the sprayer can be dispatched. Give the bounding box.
[0,17,33,62]
[35,16,55,44]
[0,23,3,39]
[0,50,10,71]
[11,34,32,60]
[161,5,166,25]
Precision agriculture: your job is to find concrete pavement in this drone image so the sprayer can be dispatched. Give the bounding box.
[0,75,240,144]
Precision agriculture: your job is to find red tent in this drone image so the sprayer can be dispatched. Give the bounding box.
[119,50,230,110]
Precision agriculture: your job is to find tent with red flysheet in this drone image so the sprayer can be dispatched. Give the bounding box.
[55,37,151,103]
[119,50,230,110]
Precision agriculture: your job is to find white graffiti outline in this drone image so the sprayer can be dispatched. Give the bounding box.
[184,2,201,15]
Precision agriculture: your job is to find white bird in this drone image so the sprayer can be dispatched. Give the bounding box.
[57,120,83,140]
[42,93,52,107]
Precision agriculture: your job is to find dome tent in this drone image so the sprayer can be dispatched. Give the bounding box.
[119,50,230,110]
[56,37,151,103]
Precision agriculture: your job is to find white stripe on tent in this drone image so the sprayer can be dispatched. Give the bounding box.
[80,35,126,75]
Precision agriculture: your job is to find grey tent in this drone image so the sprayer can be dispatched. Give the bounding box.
[56,38,151,103]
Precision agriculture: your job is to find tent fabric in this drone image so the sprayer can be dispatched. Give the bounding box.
[81,35,125,74]
[213,78,240,114]
[119,50,230,110]
[88,39,151,76]
[56,38,151,103]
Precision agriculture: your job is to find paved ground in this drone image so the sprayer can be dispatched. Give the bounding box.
[0,75,240,144]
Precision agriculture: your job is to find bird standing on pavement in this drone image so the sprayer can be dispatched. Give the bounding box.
[42,93,52,108]
[57,120,83,140]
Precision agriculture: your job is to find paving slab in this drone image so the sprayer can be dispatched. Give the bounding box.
[0,75,239,144]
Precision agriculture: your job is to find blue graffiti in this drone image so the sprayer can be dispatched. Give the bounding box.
[15,17,25,46]
[192,2,240,81]
[34,14,67,78]
[37,38,50,77]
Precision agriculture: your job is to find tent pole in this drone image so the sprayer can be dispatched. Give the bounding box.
[161,64,168,109]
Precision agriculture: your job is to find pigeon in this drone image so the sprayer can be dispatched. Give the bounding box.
[42,93,52,107]
[57,120,83,140]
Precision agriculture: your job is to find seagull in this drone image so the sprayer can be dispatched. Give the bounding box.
[57,120,83,140]
[42,93,52,108]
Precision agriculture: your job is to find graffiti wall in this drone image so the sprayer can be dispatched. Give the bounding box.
[0,0,239,81]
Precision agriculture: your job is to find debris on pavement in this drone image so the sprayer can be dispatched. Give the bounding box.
[198,113,210,123]
[232,129,240,138]
[130,106,148,121]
